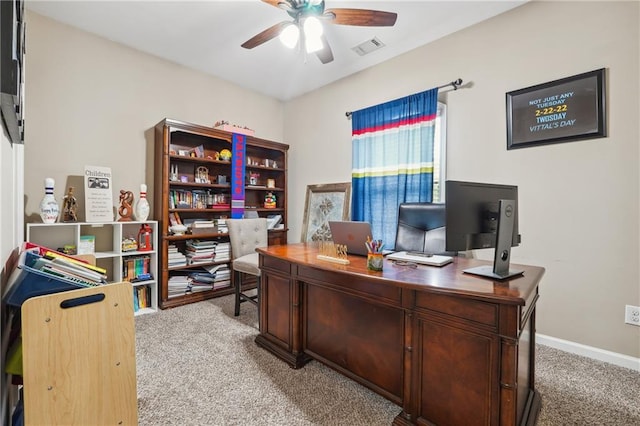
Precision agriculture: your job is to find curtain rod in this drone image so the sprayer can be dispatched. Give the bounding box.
[345,78,463,119]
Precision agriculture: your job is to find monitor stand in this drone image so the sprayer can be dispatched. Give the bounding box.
[464,199,524,281]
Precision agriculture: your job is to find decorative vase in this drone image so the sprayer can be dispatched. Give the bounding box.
[39,178,59,224]
[135,184,150,221]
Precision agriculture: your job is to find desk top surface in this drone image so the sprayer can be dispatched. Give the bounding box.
[258,243,545,305]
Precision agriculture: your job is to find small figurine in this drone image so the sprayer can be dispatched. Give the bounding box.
[195,166,210,184]
[170,164,179,181]
[121,237,138,252]
[264,191,276,209]
[62,186,78,222]
[118,189,135,222]
[249,173,260,185]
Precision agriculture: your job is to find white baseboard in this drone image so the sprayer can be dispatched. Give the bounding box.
[537,334,640,372]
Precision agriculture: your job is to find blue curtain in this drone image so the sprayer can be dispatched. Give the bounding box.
[351,88,439,249]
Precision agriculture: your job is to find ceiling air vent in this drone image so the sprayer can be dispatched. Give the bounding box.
[351,37,386,56]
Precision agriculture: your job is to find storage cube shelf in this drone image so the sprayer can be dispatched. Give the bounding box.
[26,220,158,315]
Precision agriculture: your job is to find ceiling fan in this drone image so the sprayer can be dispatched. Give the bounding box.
[241,0,398,64]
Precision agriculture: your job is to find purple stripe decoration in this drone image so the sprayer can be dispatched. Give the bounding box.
[231,133,246,218]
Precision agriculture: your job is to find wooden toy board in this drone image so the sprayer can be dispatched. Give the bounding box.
[21,281,138,425]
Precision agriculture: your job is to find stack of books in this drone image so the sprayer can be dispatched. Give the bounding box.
[217,219,228,234]
[204,264,231,289]
[186,269,216,293]
[167,244,187,267]
[167,273,190,298]
[133,285,152,311]
[191,219,215,229]
[185,239,217,265]
[213,241,231,262]
[189,219,216,235]
[31,250,108,287]
[122,255,152,282]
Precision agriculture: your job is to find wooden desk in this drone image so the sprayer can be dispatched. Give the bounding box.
[256,244,544,426]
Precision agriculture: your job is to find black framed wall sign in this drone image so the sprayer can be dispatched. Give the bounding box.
[506,68,606,150]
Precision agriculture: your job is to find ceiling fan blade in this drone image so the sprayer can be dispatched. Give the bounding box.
[315,34,334,64]
[241,21,290,49]
[324,8,398,27]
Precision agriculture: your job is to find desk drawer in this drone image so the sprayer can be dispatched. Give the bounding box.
[261,255,291,275]
[298,266,401,305]
[416,292,498,328]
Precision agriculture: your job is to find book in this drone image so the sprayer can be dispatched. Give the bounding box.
[192,220,215,228]
[133,288,139,312]
[44,250,107,275]
[32,253,107,283]
[39,266,96,287]
[267,214,282,230]
[78,235,96,255]
[34,256,106,284]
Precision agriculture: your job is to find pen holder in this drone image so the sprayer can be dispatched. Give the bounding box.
[367,252,384,271]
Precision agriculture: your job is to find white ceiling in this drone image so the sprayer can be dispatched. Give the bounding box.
[26,0,527,101]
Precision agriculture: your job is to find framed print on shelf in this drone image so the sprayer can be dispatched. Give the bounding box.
[506,68,607,150]
[301,182,351,243]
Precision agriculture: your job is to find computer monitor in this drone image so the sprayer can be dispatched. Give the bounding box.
[445,180,523,280]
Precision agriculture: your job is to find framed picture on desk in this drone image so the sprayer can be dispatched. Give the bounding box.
[301,182,351,242]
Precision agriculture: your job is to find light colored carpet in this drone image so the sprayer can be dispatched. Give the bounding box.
[135,295,640,425]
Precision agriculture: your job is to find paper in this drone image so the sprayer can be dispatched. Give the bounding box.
[84,165,114,222]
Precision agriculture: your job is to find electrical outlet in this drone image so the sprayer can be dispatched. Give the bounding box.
[625,305,640,326]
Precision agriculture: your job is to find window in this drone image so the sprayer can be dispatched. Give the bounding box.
[432,102,447,202]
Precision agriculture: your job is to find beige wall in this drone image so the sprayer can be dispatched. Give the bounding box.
[23,2,639,358]
[284,1,639,358]
[23,11,284,221]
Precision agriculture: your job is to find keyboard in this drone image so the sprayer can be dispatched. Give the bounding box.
[387,251,453,267]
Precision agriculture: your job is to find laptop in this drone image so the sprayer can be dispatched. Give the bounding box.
[328,221,374,256]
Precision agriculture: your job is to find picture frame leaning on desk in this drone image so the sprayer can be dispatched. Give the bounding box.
[301,182,351,243]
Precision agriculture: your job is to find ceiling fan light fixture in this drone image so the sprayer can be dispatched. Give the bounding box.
[303,16,323,39]
[279,23,300,49]
[305,34,323,53]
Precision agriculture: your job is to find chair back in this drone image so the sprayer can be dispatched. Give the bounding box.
[395,203,454,255]
[226,218,268,259]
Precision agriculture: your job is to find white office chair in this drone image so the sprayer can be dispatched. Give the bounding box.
[226,218,268,317]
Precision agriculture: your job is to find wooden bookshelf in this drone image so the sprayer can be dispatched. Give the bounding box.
[154,118,288,309]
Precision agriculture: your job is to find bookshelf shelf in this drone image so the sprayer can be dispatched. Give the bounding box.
[170,208,231,213]
[165,231,228,240]
[167,259,227,271]
[154,118,289,309]
[170,181,231,190]
[26,220,158,316]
